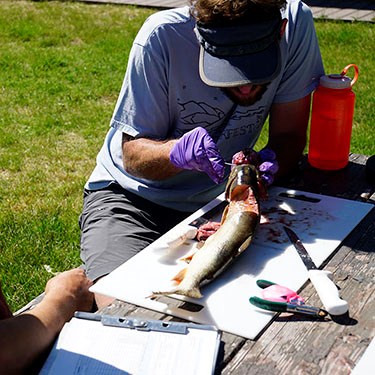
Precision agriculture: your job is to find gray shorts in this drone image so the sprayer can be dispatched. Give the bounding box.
[79,184,190,281]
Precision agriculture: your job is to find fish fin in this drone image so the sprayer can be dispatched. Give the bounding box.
[179,250,197,263]
[238,212,260,253]
[238,235,254,253]
[220,205,229,224]
[171,268,187,284]
[180,254,193,263]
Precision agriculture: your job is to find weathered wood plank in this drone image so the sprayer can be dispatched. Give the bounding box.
[311,7,375,21]
[278,154,375,203]
[77,0,375,22]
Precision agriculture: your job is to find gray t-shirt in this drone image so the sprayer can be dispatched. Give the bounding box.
[86,0,324,211]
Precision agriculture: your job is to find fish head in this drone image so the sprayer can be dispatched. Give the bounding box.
[225,164,259,202]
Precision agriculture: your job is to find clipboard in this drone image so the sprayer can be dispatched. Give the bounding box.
[40,312,222,375]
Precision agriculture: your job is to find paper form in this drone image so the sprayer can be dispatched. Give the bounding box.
[40,317,221,375]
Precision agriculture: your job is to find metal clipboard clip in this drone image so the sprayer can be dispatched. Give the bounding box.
[74,311,216,335]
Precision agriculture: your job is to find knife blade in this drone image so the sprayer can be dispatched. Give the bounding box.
[165,200,228,248]
[283,226,349,316]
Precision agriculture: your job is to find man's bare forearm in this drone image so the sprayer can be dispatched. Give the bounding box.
[267,95,311,179]
[122,134,182,180]
[265,133,306,178]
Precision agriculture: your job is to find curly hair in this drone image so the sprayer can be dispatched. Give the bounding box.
[189,0,286,24]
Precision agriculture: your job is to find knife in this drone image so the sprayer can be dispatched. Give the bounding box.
[165,200,228,248]
[283,226,349,316]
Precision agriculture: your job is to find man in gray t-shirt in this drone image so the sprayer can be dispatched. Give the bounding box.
[80,0,324,308]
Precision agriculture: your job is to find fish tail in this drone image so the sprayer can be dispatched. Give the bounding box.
[151,286,202,299]
[178,286,202,299]
[150,267,203,298]
[171,268,203,298]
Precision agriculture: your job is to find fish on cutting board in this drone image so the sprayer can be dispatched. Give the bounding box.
[152,153,264,298]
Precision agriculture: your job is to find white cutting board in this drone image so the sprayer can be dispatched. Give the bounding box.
[91,187,373,339]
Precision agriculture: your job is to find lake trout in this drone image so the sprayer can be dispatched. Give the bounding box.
[152,162,261,299]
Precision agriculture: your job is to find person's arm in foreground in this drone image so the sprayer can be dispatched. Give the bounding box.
[122,134,179,181]
[0,268,93,373]
[266,94,312,179]
[122,129,225,184]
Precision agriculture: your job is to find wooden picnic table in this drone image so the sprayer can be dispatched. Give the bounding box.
[98,153,374,375]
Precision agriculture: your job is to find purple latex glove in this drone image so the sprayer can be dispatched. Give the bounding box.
[258,148,279,186]
[170,127,225,184]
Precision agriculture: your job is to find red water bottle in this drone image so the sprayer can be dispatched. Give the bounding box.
[308,64,359,170]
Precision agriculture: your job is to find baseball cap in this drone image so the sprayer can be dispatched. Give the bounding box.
[195,15,283,87]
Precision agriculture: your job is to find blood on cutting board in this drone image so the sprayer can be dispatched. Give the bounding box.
[257,203,336,245]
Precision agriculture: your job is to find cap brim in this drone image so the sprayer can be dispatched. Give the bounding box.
[199,42,281,88]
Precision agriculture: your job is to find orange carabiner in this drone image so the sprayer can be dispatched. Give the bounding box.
[341,64,359,86]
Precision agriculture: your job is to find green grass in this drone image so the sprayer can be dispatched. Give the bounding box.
[0,1,374,312]
[0,0,155,311]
